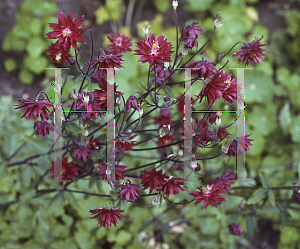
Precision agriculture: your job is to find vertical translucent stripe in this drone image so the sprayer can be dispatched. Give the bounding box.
[184,68,192,180]
[53,69,63,182]
[107,70,115,182]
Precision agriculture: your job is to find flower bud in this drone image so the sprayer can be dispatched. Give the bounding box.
[159,124,171,137]
[116,96,121,105]
[164,96,170,102]
[69,58,76,65]
[164,61,169,69]
[215,117,221,126]
[152,196,161,205]
[172,0,178,10]
[222,139,231,153]
[178,149,183,157]
[139,106,143,117]
[191,160,197,168]
[182,47,188,56]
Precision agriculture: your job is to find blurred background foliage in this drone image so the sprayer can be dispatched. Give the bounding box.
[1,0,300,248]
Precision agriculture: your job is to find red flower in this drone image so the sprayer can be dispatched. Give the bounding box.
[217,126,228,140]
[86,135,102,151]
[222,74,242,105]
[139,167,164,194]
[155,176,185,197]
[125,95,140,112]
[134,33,174,68]
[114,179,143,202]
[189,184,226,209]
[46,11,88,51]
[195,70,228,107]
[152,63,173,84]
[46,42,72,65]
[209,172,236,191]
[89,205,124,228]
[115,134,138,155]
[200,129,219,145]
[153,108,173,129]
[106,31,132,53]
[186,59,216,79]
[96,163,128,181]
[226,133,253,157]
[87,52,124,78]
[50,157,80,185]
[15,98,54,121]
[72,144,93,162]
[228,223,243,236]
[232,36,268,65]
[180,21,206,50]
[34,120,54,137]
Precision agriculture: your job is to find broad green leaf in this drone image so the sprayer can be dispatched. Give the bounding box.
[20,189,36,202]
[4,58,17,72]
[26,37,47,58]
[64,191,76,206]
[23,135,49,153]
[268,189,275,207]
[28,18,43,36]
[19,68,34,84]
[116,230,132,246]
[65,121,85,134]
[259,171,270,189]
[247,188,267,205]
[23,166,32,188]
[279,102,292,134]
[154,0,169,12]
[24,55,48,74]
[74,75,84,84]
[289,115,300,143]
[95,6,110,24]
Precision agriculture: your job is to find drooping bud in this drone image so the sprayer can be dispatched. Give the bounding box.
[182,47,188,56]
[159,124,171,137]
[191,160,197,168]
[172,0,178,10]
[222,139,231,153]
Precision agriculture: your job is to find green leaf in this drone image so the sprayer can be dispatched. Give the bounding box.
[247,188,267,205]
[289,115,300,143]
[20,189,36,202]
[28,18,43,36]
[19,69,34,84]
[154,0,169,12]
[121,136,131,143]
[39,155,49,169]
[23,166,32,188]
[259,171,270,189]
[4,58,17,72]
[110,190,119,200]
[164,85,176,98]
[74,75,84,84]
[64,121,85,134]
[185,0,213,11]
[116,230,132,246]
[161,100,173,107]
[64,191,76,206]
[279,102,292,134]
[24,55,48,74]
[268,189,275,207]
[246,215,257,239]
[26,37,47,58]
[95,6,110,24]
[23,135,49,153]
[139,82,147,91]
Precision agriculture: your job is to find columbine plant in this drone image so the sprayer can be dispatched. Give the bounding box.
[14,3,271,237]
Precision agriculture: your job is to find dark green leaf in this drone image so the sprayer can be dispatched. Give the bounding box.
[247,188,267,205]
[23,135,49,153]
[74,75,84,84]
[279,102,292,134]
[268,189,275,207]
[164,85,176,98]
[65,121,85,134]
[259,171,270,189]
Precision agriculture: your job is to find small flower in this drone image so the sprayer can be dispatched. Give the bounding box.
[125,95,140,112]
[180,21,206,50]
[86,135,103,151]
[15,98,54,121]
[214,11,224,28]
[33,120,54,137]
[172,0,178,9]
[186,57,217,79]
[46,11,88,51]
[134,33,174,68]
[222,74,243,105]
[114,179,143,202]
[139,167,165,194]
[87,52,124,78]
[46,42,72,65]
[232,36,268,65]
[115,134,138,155]
[89,205,124,228]
[194,70,228,107]
[50,157,81,185]
[228,223,243,236]
[96,163,128,181]
[106,31,132,54]
[209,172,236,191]
[189,184,226,209]
[226,133,253,157]
[72,144,93,162]
[155,176,185,197]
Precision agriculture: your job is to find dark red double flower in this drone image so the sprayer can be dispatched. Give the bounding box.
[180,21,206,50]
[115,134,138,155]
[106,31,132,54]
[114,179,143,202]
[89,206,124,228]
